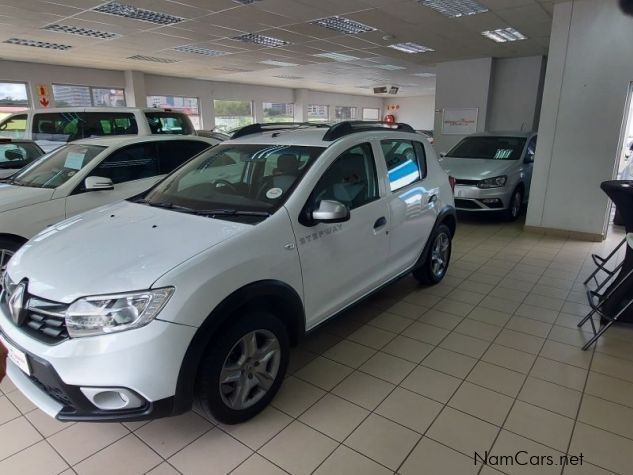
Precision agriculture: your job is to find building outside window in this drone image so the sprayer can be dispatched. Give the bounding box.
[307,104,330,122]
[147,95,201,129]
[263,102,294,123]
[362,108,381,121]
[52,84,126,108]
[0,81,29,120]
[214,100,254,132]
[335,106,358,122]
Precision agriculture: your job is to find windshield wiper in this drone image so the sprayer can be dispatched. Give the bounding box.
[193,209,271,218]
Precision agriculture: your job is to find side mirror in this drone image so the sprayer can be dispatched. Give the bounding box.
[524,154,535,164]
[440,152,447,158]
[84,176,114,191]
[4,149,25,161]
[312,200,350,223]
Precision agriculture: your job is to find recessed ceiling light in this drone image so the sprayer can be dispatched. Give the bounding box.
[482,27,527,43]
[42,24,120,39]
[234,33,289,47]
[372,64,407,70]
[388,42,434,53]
[127,55,179,63]
[260,60,299,67]
[273,75,304,79]
[94,2,184,25]
[3,38,72,50]
[313,52,359,62]
[311,16,376,35]
[418,0,488,18]
[174,45,228,56]
[412,72,436,77]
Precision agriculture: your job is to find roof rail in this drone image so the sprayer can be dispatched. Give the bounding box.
[230,122,328,140]
[322,121,416,141]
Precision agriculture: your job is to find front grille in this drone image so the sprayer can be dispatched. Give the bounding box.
[455,179,479,186]
[455,198,482,210]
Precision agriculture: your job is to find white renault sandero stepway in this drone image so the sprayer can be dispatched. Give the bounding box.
[0,122,456,424]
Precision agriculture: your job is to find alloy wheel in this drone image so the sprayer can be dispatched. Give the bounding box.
[431,232,450,279]
[511,191,522,218]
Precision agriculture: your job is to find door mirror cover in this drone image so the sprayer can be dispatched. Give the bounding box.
[85,176,114,191]
[312,200,350,223]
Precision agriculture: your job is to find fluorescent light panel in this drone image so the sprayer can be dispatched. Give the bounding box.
[174,45,227,56]
[274,75,304,79]
[127,55,179,63]
[311,16,376,35]
[419,0,488,18]
[234,33,289,47]
[42,24,120,39]
[412,72,436,77]
[373,64,407,70]
[94,2,184,25]
[482,27,527,43]
[3,37,72,50]
[260,60,299,67]
[313,52,359,61]
[388,42,434,53]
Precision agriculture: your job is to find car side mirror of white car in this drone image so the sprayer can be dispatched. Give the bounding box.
[85,176,114,191]
[440,152,447,158]
[312,200,350,223]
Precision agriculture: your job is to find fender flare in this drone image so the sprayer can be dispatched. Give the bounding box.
[414,205,457,269]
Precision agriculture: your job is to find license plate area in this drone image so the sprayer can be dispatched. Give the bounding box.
[0,334,30,376]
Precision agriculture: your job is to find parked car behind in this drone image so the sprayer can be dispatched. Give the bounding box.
[0,108,196,152]
[0,138,44,178]
[195,130,230,141]
[0,134,219,266]
[439,132,537,220]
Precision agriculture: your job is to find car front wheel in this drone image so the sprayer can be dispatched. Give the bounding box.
[196,311,289,424]
[413,224,452,285]
[505,187,524,221]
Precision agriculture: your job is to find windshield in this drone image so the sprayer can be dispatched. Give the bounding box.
[0,142,43,169]
[11,144,105,188]
[447,136,527,160]
[142,143,325,219]
[145,112,194,135]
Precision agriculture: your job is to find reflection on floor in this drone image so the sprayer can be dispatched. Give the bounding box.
[0,217,631,475]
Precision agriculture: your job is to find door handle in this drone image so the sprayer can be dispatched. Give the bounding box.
[428,194,438,204]
[374,217,387,229]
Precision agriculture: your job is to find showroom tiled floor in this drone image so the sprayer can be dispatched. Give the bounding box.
[1,217,632,475]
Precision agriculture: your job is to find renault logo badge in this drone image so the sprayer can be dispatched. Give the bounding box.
[9,283,27,326]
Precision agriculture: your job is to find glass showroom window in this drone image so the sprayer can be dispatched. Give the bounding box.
[363,107,381,121]
[213,100,254,132]
[52,84,126,107]
[307,104,329,122]
[335,106,358,122]
[147,95,201,129]
[0,81,29,120]
[263,102,294,123]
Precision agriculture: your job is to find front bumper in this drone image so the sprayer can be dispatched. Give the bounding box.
[453,185,511,211]
[0,302,197,421]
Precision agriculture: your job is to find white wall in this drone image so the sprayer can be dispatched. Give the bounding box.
[383,95,435,130]
[526,0,633,238]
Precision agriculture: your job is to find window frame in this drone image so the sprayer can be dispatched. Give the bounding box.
[307,104,330,123]
[334,106,358,122]
[213,99,254,132]
[362,107,381,121]
[380,139,428,192]
[262,102,295,123]
[0,81,30,121]
[52,83,126,108]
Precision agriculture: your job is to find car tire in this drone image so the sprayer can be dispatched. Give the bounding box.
[0,237,22,271]
[196,311,289,424]
[412,224,452,286]
[504,187,524,221]
[614,207,624,226]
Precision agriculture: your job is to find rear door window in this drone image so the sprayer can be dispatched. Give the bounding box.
[90,142,160,184]
[156,140,212,175]
[145,112,194,135]
[32,112,138,143]
[380,139,425,191]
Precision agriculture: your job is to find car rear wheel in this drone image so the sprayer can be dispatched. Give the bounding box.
[505,187,524,221]
[413,224,452,285]
[196,311,289,424]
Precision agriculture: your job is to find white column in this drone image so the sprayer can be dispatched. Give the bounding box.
[124,71,146,108]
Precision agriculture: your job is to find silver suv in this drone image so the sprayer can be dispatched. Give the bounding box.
[438,132,537,220]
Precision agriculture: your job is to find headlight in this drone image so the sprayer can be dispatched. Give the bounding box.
[478,176,507,189]
[65,288,174,338]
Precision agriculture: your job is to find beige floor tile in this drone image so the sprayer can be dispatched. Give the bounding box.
[375,387,443,433]
[368,311,414,333]
[381,335,433,363]
[540,340,592,369]
[506,316,552,338]
[578,394,633,440]
[0,395,19,425]
[401,321,450,345]
[345,414,420,470]
[482,344,537,374]
[294,356,353,391]
[489,287,528,303]
[514,303,559,323]
[454,318,502,342]
[569,422,633,475]
[0,440,67,475]
[449,382,514,425]
[314,445,392,475]
[467,361,526,397]
[359,352,415,384]
[416,309,463,330]
[347,325,396,349]
[221,407,292,450]
[400,365,461,403]
[299,394,368,442]
[518,377,581,418]
[495,329,544,355]
[434,299,475,317]
[386,301,426,319]
[400,437,479,475]
[591,352,633,383]
[5,389,37,414]
[460,280,495,295]
[287,348,318,375]
[448,289,486,305]
[146,462,180,475]
[260,421,337,475]
[548,325,592,347]
[271,376,325,417]
[136,411,212,457]
[332,371,395,410]
[561,461,613,475]
[24,409,71,438]
[0,416,43,460]
[422,347,478,378]
[427,407,498,456]
[302,332,343,355]
[504,401,574,452]
[322,339,376,368]
[48,422,128,466]
[585,371,633,408]
[523,294,565,312]
[403,291,443,307]
[74,434,161,475]
[232,454,287,475]
[530,357,588,391]
[439,332,489,359]
[479,296,521,314]
[169,427,251,475]
[490,430,563,475]
[467,307,512,327]
[0,376,17,395]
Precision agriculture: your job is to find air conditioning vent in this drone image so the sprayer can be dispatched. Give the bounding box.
[373,86,400,95]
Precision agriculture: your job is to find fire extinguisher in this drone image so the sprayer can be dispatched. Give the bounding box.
[384,114,396,124]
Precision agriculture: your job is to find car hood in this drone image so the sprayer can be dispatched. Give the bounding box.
[7,201,252,303]
[0,183,54,213]
[438,157,517,180]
